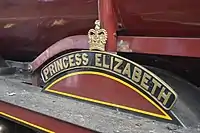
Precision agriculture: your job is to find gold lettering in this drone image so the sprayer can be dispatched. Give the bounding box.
[75,54,82,66]
[110,56,114,69]
[113,58,123,73]
[62,57,68,68]
[158,87,172,106]
[95,53,102,67]
[132,67,142,83]
[122,63,131,78]
[141,72,151,90]
[68,55,75,67]
[82,53,89,65]
[53,62,58,73]
[48,64,55,76]
[102,55,109,69]
[56,59,63,71]
[151,79,162,95]
[43,68,49,81]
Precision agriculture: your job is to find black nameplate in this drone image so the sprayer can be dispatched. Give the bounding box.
[41,50,177,110]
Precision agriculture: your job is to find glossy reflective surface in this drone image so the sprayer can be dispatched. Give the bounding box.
[0,102,95,133]
[0,123,9,133]
[1,0,200,60]
[116,0,200,37]
[0,0,98,60]
[50,74,164,115]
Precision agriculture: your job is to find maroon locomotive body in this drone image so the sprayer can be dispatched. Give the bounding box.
[1,0,200,133]
[1,0,200,60]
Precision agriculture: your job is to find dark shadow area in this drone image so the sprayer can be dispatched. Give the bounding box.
[0,117,38,133]
[119,52,200,87]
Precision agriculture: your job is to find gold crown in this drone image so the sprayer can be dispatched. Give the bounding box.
[88,20,108,51]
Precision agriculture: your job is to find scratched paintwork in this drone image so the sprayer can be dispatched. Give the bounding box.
[1,0,200,60]
[0,73,200,133]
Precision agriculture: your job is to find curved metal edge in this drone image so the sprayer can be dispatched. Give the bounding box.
[0,120,10,133]
[29,35,89,72]
[40,50,178,110]
[146,66,200,128]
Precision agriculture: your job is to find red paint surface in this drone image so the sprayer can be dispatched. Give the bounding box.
[118,36,200,57]
[1,0,200,60]
[31,35,200,73]
[31,35,89,71]
[50,74,163,115]
[0,102,95,133]
[99,0,117,52]
[0,0,97,60]
[115,0,200,37]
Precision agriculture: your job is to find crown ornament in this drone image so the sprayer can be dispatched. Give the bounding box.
[88,20,108,51]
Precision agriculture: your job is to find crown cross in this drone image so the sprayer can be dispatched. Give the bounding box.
[88,20,108,51]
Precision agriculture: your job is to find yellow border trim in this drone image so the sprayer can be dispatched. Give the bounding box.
[0,112,54,133]
[45,71,172,120]
[41,50,178,110]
